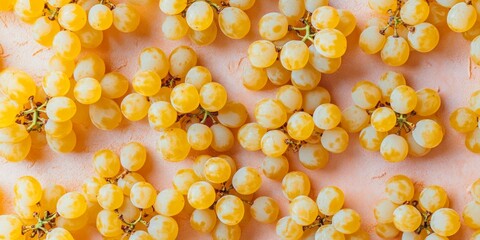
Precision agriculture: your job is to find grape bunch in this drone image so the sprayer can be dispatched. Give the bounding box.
[360,0,440,66]
[0,67,80,161]
[124,46,247,162]
[0,176,89,239]
[450,90,480,153]
[276,171,368,240]
[6,0,140,53]
[374,175,461,239]
[159,0,254,44]
[238,86,349,171]
[345,71,444,162]
[242,0,355,91]
[464,178,480,239]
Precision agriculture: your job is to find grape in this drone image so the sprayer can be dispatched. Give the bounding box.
[321,127,349,153]
[0,135,31,162]
[428,2,449,26]
[280,40,310,70]
[52,31,81,60]
[287,112,314,141]
[419,185,448,213]
[425,233,449,240]
[412,119,443,149]
[93,149,120,178]
[374,199,399,224]
[57,192,87,219]
[333,208,361,234]
[186,1,214,31]
[463,200,480,229]
[0,0,15,10]
[472,178,480,202]
[133,70,161,97]
[81,176,106,202]
[406,132,431,157]
[242,63,268,91]
[156,128,191,162]
[359,126,386,151]
[97,184,124,210]
[229,0,255,10]
[341,106,370,133]
[276,216,303,240]
[117,173,144,197]
[112,3,140,33]
[414,88,441,116]
[469,90,480,114]
[380,134,408,162]
[437,0,462,8]
[0,215,24,239]
[390,85,418,114]
[377,71,405,102]
[308,44,342,74]
[89,97,122,130]
[212,222,241,240]
[400,0,429,25]
[278,0,304,23]
[408,23,440,53]
[45,227,74,240]
[190,208,217,233]
[232,167,261,195]
[261,156,288,180]
[88,4,113,30]
[393,204,422,232]
[210,124,234,152]
[41,184,66,212]
[199,82,227,112]
[261,130,289,157]
[259,12,288,41]
[96,209,123,237]
[430,208,461,236]
[193,155,210,179]
[313,103,342,130]
[159,0,187,15]
[74,77,102,104]
[121,93,150,121]
[254,98,287,129]
[74,53,106,81]
[250,196,280,225]
[447,2,477,32]
[0,123,29,143]
[188,181,216,209]
[14,0,44,22]
[14,176,42,206]
[302,87,331,114]
[99,72,129,99]
[289,195,318,226]
[75,23,104,49]
[237,123,266,151]
[282,171,310,200]
[266,60,291,85]
[49,55,75,77]
[130,182,157,209]
[218,7,250,39]
[185,66,212,90]
[385,175,414,204]
[45,120,73,138]
[351,80,381,110]
[58,3,87,31]
[336,10,356,37]
[316,186,344,216]
[57,211,89,232]
[203,157,231,184]
[130,231,154,240]
[33,17,60,47]
[368,0,397,13]
[215,195,245,225]
[314,28,347,59]
[170,83,200,113]
[46,96,76,122]
[248,40,278,68]
[172,168,200,195]
[375,222,400,239]
[188,22,218,45]
[119,142,146,172]
[316,225,345,240]
[42,71,70,97]
[381,36,409,66]
[402,231,428,240]
[291,64,321,91]
[148,101,177,130]
[139,47,170,78]
[0,69,36,103]
[162,15,189,40]
[217,102,248,128]
[154,189,184,217]
[299,143,329,170]
[371,107,397,132]
[311,6,340,29]
[464,21,480,41]
[186,123,211,150]
[48,0,70,8]
[276,85,303,113]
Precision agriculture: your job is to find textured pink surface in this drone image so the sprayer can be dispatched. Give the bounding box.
[0,0,479,239]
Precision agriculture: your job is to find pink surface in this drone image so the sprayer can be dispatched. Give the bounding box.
[0,0,479,239]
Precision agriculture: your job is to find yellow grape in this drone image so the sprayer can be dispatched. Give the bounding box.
[472,178,480,202]
[405,132,431,157]
[414,88,441,116]
[242,63,267,91]
[266,60,291,85]
[290,195,318,226]
[148,101,177,130]
[162,15,188,40]
[359,125,387,151]
[248,40,278,68]
[97,184,124,210]
[375,222,400,239]
[14,199,41,220]
[368,0,397,14]
[315,225,345,240]
[282,171,310,200]
[215,195,245,225]
[237,123,266,151]
[298,143,329,170]
[46,96,77,122]
[132,70,161,97]
[381,36,409,66]
[74,23,104,49]
[45,120,72,138]
[302,86,331,114]
[48,55,75,77]
[359,26,387,54]
[430,208,461,237]
[130,181,157,209]
[186,1,213,31]
[193,155,211,180]
[57,192,87,219]
[154,189,185,217]
[254,98,287,129]
[393,204,422,232]
[336,10,356,37]
[0,0,15,11]
[0,215,24,239]
[89,97,123,130]
[203,157,231,183]
[40,184,66,212]
[130,230,154,240]
[313,103,342,130]
[305,0,329,12]
[82,176,107,202]
[278,0,304,23]
[93,149,120,178]
[464,21,480,41]
[261,130,289,157]
[120,141,146,171]
[447,2,477,32]
[218,7,250,39]
[311,6,339,29]
[291,64,321,91]
[380,134,409,162]
[88,4,113,31]
[139,47,170,78]
[229,0,255,10]
[232,167,261,195]
[190,208,217,233]
[250,196,279,224]
[159,0,187,15]
[465,127,480,152]
[74,77,102,104]
[308,44,342,74]
[275,216,303,240]
[117,172,145,196]
[74,54,105,81]
[189,21,218,45]
[100,72,129,99]
[0,123,28,143]
[321,127,349,153]
[276,85,303,113]
[259,12,288,41]
[14,176,42,206]
[96,209,123,237]
[408,23,440,53]
[314,28,347,59]
[112,3,140,33]
[14,0,44,22]
[390,85,417,114]
[412,119,443,148]
[419,185,448,213]
[52,31,81,60]
[172,168,200,195]
[400,0,429,25]
[371,107,397,132]
[469,90,480,114]
[340,105,370,133]
[33,16,60,47]
[121,93,150,121]
[463,200,480,229]
[0,135,31,162]
[217,101,248,128]
[262,155,289,179]
[58,3,87,31]
[156,128,191,162]
[199,82,227,112]
[287,111,314,141]
[351,80,381,110]
[333,208,361,234]
[185,66,212,91]
[0,69,36,103]
[45,227,74,240]
[374,199,399,223]
[437,0,462,8]
[170,83,200,113]
[280,40,309,70]
[42,71,70,97]
[212,222,241,240]
[188,181,216,209]
[385,175,415,204]
[210,124,234,152]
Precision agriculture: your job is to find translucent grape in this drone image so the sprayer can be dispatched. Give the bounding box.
[187,181,216,209]
[371,107,397,132]
[89,97,122,130]
[302,87,331,114]
[58,3,87,31]
[232,167,261,195]
[261,129,289,157]
[215,195,245,225]
[390,85,418,114]
[170,83,200,113]
[159,0,187,15]
[33,17,60,47]
[400,0,429,25]
[463,200,480,229]
[130,182,157,209]
[313,103,342,130]
[280,40,310,70]
[368,0,397,13]
[162,15,189,40]
[430,208,461,236]
[139,47,170,78]
[278,0,305,23]
[333,208,361,234]
[218,7,250,39]
[254,98,287,129]
[381,36,410,66]
[237,123,266,151]
[314,28,347,59]
[210,124,234,152]
[258,12,288,41]
[93,149,120,178]
[308,45,342,74]
[340,105,370,133]
[419,185,448,213]
[96,209,123,237]
[188,22,218,45]
[336,10,356,37]
[57,192,87,219]
[133,70,161,97]
[212,222,241,240]
[74,24,104,49]
[291,64,321,91]
[408,23,440,53]
[282,171,310,200]
[248,40,278,68]
[190,208,217,233]
[250,196,279,224]
[100,72,129,99]
[52,31,81,60]
[172,168,200,195]
[88,4,113,30]
[217,102,248,128]
[393,204,422,232]
[97,184,124,210]
[112,3,140,33]
[311,6,339,29]
[266,60,291,85]
[156,128,191,162]
[154,189,185,216]
[276,216,303,240]
[447,2,477,32]
[385,175,415,204]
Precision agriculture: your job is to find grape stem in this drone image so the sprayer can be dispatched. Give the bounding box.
[382,0,411,38]
[105,169,130,184]
[205,0,227,13]
[118,208,151,235]
[16,96,49,133]
[161,75,180,88]
[99,0,116,10]
[199,108,217,124]
[395,112,416,135]
[22,211,59,238]
[289,15,316,43]
[302,215,332,231]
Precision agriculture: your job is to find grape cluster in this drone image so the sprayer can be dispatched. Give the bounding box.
[242,0,355,91]
[159,0,254,44]
[374,175,461,239]
[450,90,480,153]
[125,46,247,161]
[464,179,480,239]
[345,71,443,162]
[360,0,441,66]
[238,86,349,171]
[276,171,367,240]
[4,0,141,57]
[0,176,89,239]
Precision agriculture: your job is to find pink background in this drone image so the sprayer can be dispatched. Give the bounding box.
[0,0,479,239]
